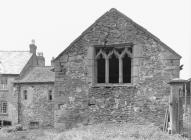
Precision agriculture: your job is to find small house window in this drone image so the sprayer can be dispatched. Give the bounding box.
[0,101,7,114]
[29,121,39,129]
[0,77,8,89]
[48,90,53,101]
[2,102,7,113]
[3,120,11,126]
[23,90,27,100]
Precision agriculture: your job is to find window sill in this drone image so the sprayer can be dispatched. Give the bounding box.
[0,89,8,91]
[0,113,8,116]
[91,83,135,87]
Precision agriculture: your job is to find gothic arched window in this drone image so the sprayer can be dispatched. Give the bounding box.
[95,45,132,84]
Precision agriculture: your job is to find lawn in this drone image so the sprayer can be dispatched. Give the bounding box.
[0,123,188,140]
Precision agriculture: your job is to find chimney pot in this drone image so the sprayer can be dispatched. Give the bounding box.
[29,39,37,55]
[37,52,43,56]
[51,57,55,66]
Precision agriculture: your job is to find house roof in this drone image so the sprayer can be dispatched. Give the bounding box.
[54,8,181,61]
[14,66,55,83]
[0,51,32,74]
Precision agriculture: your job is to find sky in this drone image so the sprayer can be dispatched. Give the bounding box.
[0,0,190,79]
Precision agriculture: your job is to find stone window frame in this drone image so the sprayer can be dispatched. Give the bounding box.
[87,43,142,86]
[95,46,132,84]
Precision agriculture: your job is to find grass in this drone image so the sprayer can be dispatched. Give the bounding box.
[53,123,187,140]
[0,122,188,140]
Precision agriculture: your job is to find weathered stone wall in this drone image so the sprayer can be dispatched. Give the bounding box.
[54,9,180,128]
[88,86,137,123]
[19,83,54,128]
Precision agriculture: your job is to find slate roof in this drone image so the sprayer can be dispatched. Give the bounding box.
[14,66,55,83]
[0,51,32,74]
[54,8,181,61]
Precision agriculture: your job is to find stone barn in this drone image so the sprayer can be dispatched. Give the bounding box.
[53,8,181,129]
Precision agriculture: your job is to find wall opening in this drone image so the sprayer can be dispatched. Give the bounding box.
[3,120,12,126]
[29,121,39,129]
[0,120,12,127]
[109,54,119,83]
[48,90,53,101]
[123,53,131,83]
[95,45,132,84]
[97,54,105,83]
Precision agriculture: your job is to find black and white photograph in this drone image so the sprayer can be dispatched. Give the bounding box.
[0,0,190,139]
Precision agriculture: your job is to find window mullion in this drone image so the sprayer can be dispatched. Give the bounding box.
[105,57,109,83]
[119,57,123,83]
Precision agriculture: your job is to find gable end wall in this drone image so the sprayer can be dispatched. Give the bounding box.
[54,9,180,128]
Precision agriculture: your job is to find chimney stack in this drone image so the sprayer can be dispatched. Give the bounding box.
[51,57,54,66]
[37,52,45,66]
[29,39,37,55]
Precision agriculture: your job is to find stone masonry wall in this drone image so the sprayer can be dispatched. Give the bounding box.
[0,76,18,125]
[88,86,137,123]
[19,83,54,128]
[54,9,180,128]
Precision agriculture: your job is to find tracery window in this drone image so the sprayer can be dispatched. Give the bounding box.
[95,46,132,84]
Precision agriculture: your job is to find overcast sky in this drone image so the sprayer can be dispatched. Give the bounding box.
[0,0,190,79]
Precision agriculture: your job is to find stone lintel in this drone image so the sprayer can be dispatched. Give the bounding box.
[168,78,187,85]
